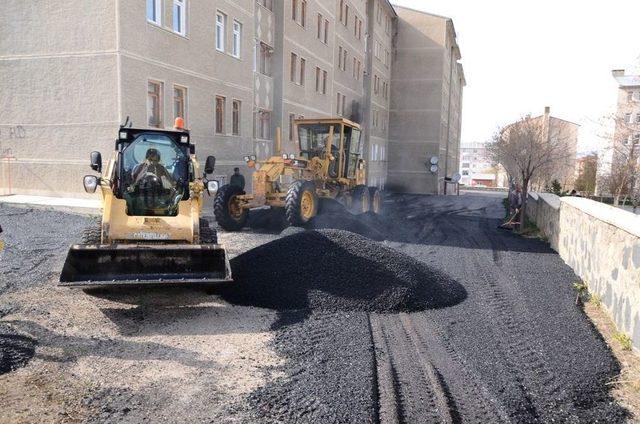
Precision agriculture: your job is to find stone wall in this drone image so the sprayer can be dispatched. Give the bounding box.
[527,193,640,352]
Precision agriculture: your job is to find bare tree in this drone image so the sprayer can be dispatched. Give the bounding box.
[487,115,575,230]
[596,113,640,209]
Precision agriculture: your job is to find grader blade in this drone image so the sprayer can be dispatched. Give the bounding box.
[59,244,232,288]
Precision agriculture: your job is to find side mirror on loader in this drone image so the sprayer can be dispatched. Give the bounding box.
[90,151,102,173]
[205,156,216,174]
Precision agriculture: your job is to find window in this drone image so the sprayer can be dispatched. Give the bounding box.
[317,14,329,43]
[216,12,226,52]
[301,1,306,27]
[322,70,327,94]
[462,170,469,176]
[258,42,272,76]
[354,16,362,39]
[636,114,640,124]
[173,86,186,124]
[374,75,379,94]
[315,67,321,92]
[337,93,346,116]
[299,57,306,86]
[292,0,306,27]
[324,19,329,44]
[385,49,389,67]
[289,113,296,141]
[173,0,186,35]
[626,113,632,124]
[215,96,225,134]
[342,48,347,71]
[344,4,349,26]
[338,46,343,70]
[290,52,298,82]
[232,20,242,58]
[147,0,162,25]
[148,81,163,128]
[255,110,271,140]
[258,0,273,11]
[634,134,640,144]
[232,100,241,135]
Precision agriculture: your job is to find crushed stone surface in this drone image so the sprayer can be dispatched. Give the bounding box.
[0,194,632,423]
[218,229,467,313]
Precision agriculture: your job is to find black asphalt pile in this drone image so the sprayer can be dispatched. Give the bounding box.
[0,323,36,375]
[220,229,466,312]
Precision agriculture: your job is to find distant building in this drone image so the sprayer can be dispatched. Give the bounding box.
[458,142,505,188]
[600,69,640,197]
[502,107,579,191]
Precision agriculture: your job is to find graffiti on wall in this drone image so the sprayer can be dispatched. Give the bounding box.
[0,126,27,139]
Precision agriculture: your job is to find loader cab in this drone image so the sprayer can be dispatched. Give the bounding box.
[297,118,363,179]
[115,127,194,217]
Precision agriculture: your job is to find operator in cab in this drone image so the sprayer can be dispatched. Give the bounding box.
[130,148,175,190]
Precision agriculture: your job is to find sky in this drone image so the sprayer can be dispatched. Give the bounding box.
[391,0,640,154]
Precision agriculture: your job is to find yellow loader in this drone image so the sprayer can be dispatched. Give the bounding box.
[59,118,231,287]
[214,117,382,230]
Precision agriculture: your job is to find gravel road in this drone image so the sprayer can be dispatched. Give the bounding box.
[0,193,630,423]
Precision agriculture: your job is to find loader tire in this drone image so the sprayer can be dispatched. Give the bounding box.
[285,180,318,227]
[81,225,102,244]
[214,185,248,231]
[368,187,383,214]
[199,218,218,244]
[351,185,371,214]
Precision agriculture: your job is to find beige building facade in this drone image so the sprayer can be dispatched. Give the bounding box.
[0,0,463,197]
[387,7,465,194]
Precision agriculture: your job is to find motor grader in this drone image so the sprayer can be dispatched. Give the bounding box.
[214,117,382,230]
[59,118,231,287]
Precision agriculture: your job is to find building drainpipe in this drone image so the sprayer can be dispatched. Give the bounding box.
[444,32,455,194]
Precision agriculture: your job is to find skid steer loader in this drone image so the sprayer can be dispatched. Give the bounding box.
[214,117,382,230]
[59,118,231,287]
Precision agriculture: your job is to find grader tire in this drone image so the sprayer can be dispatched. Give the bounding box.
[214,185,248,231]
[351,185,371,214]
[285,180,318,227]
[368,187,383,214]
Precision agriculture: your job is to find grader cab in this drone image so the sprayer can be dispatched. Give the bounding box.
[214,118,382,230]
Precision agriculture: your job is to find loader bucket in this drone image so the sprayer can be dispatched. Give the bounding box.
[59,244,232,288]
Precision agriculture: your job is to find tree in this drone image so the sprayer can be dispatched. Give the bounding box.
[550,179,563,196]
[487,115,575,231]
[594,113,640,209]
[574,154,598,196]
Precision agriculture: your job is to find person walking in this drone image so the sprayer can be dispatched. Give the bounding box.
[229,167,245,191]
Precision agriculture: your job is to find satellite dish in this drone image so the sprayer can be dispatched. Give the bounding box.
[451,172,461,183]
[430,156,439,165]
[430,164,439,173]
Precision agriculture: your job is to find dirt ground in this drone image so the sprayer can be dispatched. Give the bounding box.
[0,206,281,423]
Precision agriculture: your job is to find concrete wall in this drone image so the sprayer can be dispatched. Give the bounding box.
[0,0,118,197]
[527,193,640,352]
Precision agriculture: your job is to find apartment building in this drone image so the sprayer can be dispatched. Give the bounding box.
[0,1,462,197]
[458,142,503,188]
[387,6,465,194]
[601,69,640,196]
